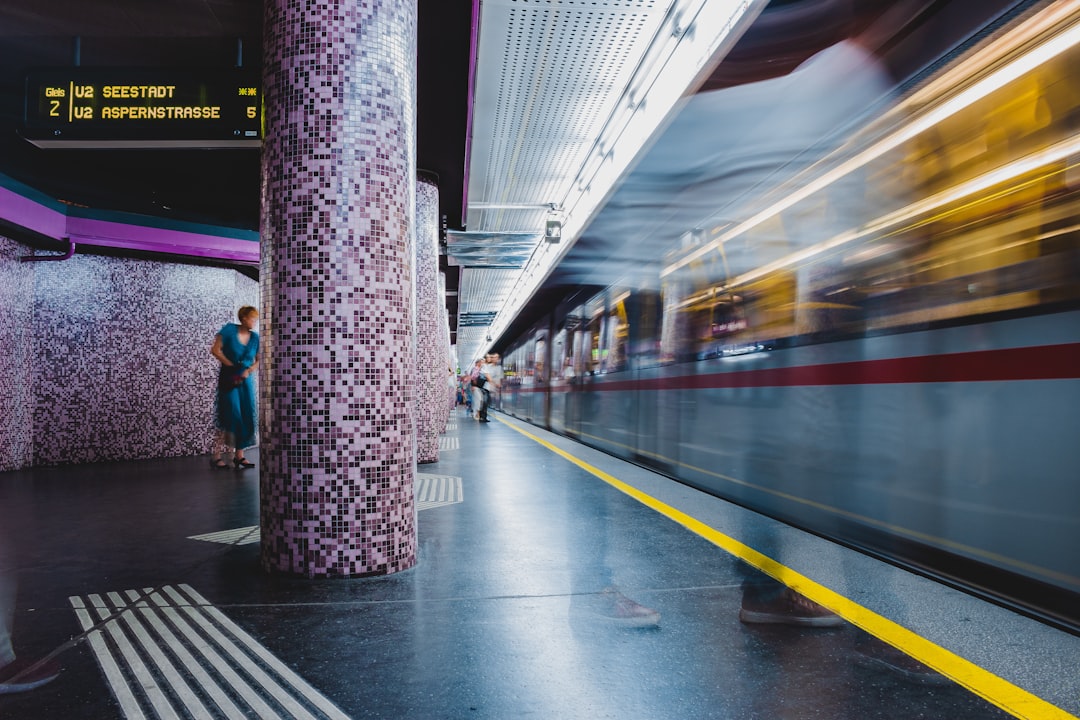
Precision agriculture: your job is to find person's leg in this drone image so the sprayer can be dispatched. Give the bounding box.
[210,429,230,468]
[0,567,15,669]
[228,381,256,467]
[0,495,61,693]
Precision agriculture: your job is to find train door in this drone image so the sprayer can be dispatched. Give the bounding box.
[532,323,550,427]
[563,309,588,437]
[598,290,637,458]
[548,321,572,434]
[635,287,681,474]
[574,294,607,444]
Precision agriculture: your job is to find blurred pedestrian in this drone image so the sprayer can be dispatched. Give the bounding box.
[210,306,260,469]
[477,353,503,423]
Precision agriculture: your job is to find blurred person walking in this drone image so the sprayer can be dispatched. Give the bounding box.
[210,305,260,469]
[477,353,503,423]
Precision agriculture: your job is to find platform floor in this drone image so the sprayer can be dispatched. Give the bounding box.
[0,409,1077,719]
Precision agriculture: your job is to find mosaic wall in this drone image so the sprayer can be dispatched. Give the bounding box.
[415,177,441,463]
[31,255,257,465]
[0,235,257,469]
[260,0,418,577]
[0,236,34,471]
[438,272,453,429]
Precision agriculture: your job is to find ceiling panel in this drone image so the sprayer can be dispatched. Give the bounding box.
[456,0,671,362]
[467,0,664,228]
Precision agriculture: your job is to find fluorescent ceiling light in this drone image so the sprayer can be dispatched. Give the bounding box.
[724,133,1080,288]
[482,0,767,351]
[663,1,1080,278]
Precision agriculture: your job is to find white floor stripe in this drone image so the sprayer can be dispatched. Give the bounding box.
[438,436,459,451]
[415,474,464,510]
[175,585,351,720]
[70,585,349,720]
[123,590,247,720]
[161,585,313,720]
[108,591,213,719]
[148,590,283,720]
[88,594,180,720]
[188,526,260,545]
[71,598,147,720]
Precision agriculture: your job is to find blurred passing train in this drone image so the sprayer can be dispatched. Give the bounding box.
[494,0,1080,631]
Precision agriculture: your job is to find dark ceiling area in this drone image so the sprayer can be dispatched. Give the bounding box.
[0,0,472,233]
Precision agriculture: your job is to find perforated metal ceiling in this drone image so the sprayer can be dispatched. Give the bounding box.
[456,0,669,361]
[468,0,662,228]
[456,267,522,361]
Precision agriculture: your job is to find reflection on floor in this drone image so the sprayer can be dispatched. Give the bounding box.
[0,409,1073,719]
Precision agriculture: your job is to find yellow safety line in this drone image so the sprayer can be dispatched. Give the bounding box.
[571,429,1080,586]
[572,429,1080,587]
[496,416,1077,720]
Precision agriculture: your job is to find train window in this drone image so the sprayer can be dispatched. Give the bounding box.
[533,327,548,384]
[601,290,630,373]
[583,294,605,374]
[658,28,1080,350]
[567,311,587,378]
[501,348,515,386]
[551,327,569,381]
[630,289,663,369]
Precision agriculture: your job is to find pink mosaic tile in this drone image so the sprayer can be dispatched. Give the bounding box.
[416,176,442,463]
[259,0,418,577]
[0,236,33,471]
[0,238,256,470]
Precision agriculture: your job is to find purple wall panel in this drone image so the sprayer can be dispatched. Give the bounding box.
[259,0,418,577]
[0,233,256,470]
[30,255,257,465]
[0,236,34,471]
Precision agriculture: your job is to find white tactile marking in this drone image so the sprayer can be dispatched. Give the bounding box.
[69,584,349,720]
[437,436,459,451]
[187,526,261,545]
[415,473,464,510]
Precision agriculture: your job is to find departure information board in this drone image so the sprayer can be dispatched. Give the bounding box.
[23,69,262,147]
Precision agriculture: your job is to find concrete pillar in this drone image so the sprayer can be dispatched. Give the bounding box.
[259,0,418,577]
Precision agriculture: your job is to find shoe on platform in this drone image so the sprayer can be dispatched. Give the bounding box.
[739,587,844,627]
[591,587,661,628]
[233,457,255,469]
[854,637,950,685]
[0,657,62,694]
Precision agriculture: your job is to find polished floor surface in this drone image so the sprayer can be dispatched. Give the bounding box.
[0,409,1077,719]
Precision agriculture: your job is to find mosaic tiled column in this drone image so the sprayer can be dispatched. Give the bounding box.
[259,0,418,577]
[438,272,454,431]
[415,176,441,464]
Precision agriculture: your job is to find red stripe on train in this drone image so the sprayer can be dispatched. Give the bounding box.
[516,343,1080,392]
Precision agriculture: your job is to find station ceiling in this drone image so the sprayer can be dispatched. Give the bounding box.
[0,0,980,363]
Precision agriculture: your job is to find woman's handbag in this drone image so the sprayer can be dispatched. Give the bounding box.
[219,366,245,389]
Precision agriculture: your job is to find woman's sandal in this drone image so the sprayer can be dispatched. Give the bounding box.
[233,457,255,469]
[210,457,229,470]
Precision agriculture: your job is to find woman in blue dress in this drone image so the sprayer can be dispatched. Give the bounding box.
[209,306,260,469]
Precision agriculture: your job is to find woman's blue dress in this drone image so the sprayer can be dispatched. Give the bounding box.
[215,323,259,449]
